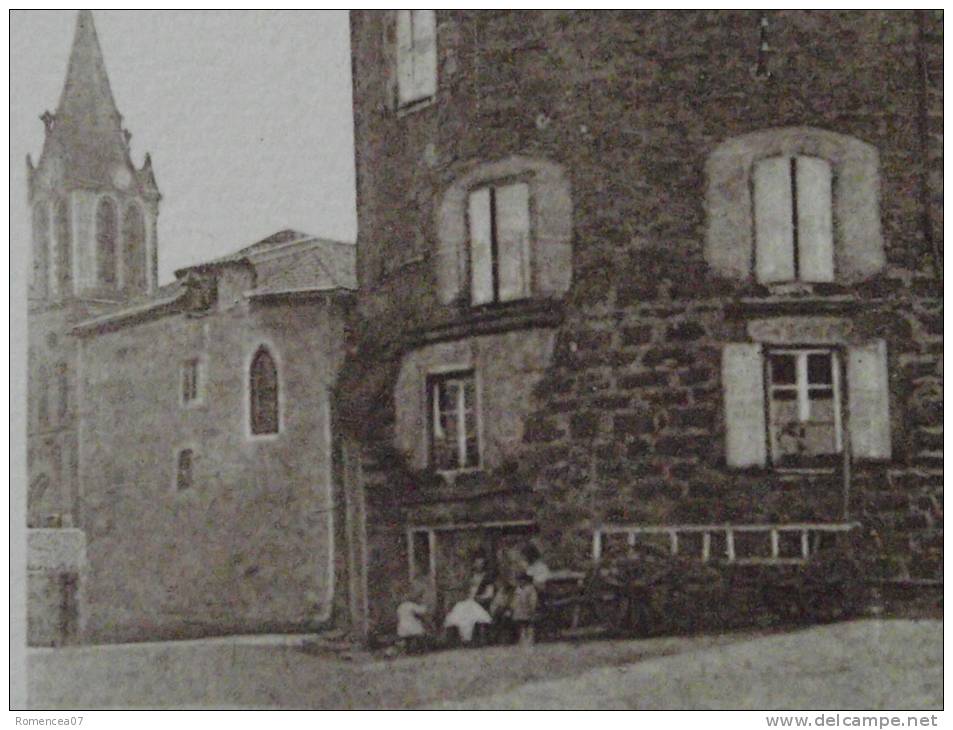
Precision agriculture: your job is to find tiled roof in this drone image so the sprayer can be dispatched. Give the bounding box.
[178,229,357,292]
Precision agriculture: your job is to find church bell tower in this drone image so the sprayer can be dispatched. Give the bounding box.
[27,10,160,528]
[28,9,160,304]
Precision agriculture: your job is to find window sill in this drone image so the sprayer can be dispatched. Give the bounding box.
[725,295,874,320]
[774,467,840,476]
[396,95,436,118]
[407,298,564,347]
[435,467,483,479]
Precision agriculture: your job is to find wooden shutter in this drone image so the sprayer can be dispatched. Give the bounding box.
[754,157,795,284]
[722,343,767,467]
[495,182,531,301]
[796,156,834,282]
[411,10,437,101]
[395,10,414,105]
[468,188,494,305]
[847,340,891,460]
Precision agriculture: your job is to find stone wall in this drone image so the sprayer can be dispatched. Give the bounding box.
[77,294,348,641]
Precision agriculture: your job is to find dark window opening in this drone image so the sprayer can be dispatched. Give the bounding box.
[96,198,118,286]
[176,449,193,491]
[250,347,279,435]
[55,198,73,293]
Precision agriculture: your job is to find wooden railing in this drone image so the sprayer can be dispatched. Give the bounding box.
[592,522,860,565]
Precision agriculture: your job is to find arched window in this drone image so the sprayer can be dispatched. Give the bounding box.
[122,203,147,291]
[705,127,883,283]
[96,197,118,286]
[54,197,72,294]
[436,156,572,306]
[32,202,49,297]
[250,347,279,435]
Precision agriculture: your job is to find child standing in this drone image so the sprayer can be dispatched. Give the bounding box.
[396,586,430,654]
[511,572,539,646]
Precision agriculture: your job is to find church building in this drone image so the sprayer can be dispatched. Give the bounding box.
[27,11,355,644]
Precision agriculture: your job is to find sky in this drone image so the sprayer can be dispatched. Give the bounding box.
[10,10,357,284]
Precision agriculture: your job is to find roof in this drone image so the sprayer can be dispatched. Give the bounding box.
[73,230,356,335]
[208,229,315,263]
[176,229,357,292]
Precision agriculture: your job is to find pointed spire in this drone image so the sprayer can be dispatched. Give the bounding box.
[42,10,132,190]
[56,10,121,125]
[138,152,161,199]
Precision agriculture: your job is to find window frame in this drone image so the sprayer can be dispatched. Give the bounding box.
[122,200,148,292]
[54,196,73,297]
[32,200,50,297]
[95,195,120,288]
[426,368,482,474]
[174,447,195,492]
[181,357,203,408]
[247,344,281,439]
[466,175,534,307]
[395,9,437,110]
[705,127,883,285]
[764,346,844,471]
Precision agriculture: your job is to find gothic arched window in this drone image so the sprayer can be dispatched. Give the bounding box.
[54,197,72,294]
[122,202,147,291]
[32,202,49,297]
[250,347,279,436]
[96,197,118,286]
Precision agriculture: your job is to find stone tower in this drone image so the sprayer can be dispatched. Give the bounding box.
[343,11,942,637]
[27,10,160,527]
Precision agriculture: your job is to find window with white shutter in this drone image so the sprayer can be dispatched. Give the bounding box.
[396,10,437,107]
[847,340,891,460]
[722,343,767,467]
[723,341,891,469]
[753,155,834,285]
[468,181,532,305]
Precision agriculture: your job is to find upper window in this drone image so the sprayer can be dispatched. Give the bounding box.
[122,203,147,291]
[754,156,833,284]
[705,127,883,285]
[55,198,72,295]
[175,448,193,491]
[722,340,890,469]
[396,10,437,107]
[250,346,279,436]
[428,370,480,472]
[181,358,201,406]
[32,202,49,297]
[437,156,572,307]
[468,181,531,305]
[96,197,118,286]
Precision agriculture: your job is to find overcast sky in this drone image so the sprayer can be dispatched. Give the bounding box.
[11,10,357,283]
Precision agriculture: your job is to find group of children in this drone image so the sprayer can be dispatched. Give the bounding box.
[396,544,551,653]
